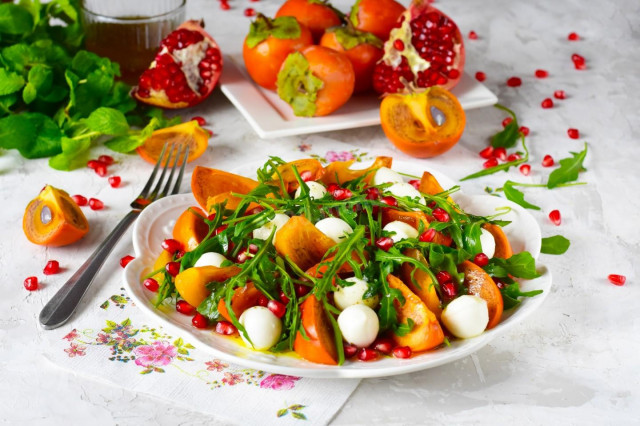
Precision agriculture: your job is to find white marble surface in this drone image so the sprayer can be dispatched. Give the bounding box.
[1,0,639,424]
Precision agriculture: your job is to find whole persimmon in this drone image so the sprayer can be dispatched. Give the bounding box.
[277,45,355,117]
[243,14,314,90]
[275,0,343,42]
[349,0,406,41]
[320,26,383,93]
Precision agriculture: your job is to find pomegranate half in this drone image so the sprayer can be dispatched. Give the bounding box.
[132,20,223,109]
[373,1,465,94]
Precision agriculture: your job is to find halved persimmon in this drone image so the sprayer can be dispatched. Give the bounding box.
[23,185,89,247]
[294,294,338,365]
[173,207,209,252]
[321,156,392,185]
[191,166,259,211]
[458,260,503,329]
[380,86,466,158]
[136,121,209,165]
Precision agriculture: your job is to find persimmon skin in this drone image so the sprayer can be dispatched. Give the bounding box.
[319,30,383,93]
[243,22,313,90]
[351,0,406,41]
[173,207,208,252]
[458,260,503,329]
[218,283,264,323]
[276,0,342,42]
[294,295,338,365]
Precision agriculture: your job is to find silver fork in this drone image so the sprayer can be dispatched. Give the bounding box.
[39,143,190,330]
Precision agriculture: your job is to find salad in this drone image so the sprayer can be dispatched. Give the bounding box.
[141,156,542,365]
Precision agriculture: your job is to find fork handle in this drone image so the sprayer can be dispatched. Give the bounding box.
[39,210,140,330]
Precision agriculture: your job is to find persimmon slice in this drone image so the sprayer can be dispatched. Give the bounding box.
[293,295,338,365]
[191,166,259,211]
[174,265,241,308]
[136,121,209,165]
[217,283,264,323]
[173,207,209,252]
[321,156,392,185]
[400,249,442,319]
[457,260,503,329]
[273,159,325,192]
[380,86,466,158]
[274,216,336,271]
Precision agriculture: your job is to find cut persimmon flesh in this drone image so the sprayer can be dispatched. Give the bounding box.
[173,207,209,252]
[23,185,89,247]
[191,166,259,211]
[418,171,454,204]
[272,159,325,192]
[321,156,392,185]
[218,282,264,323]
[380,86,465,158]
[400,249,442,320]
[175,265,241,308]
[294,295,338,365]
[136,121,209,165]
[458,260,503,329]
[274,215,336,271]
[483,223,513,259]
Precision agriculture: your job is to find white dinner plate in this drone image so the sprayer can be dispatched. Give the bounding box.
[219,54,499,139]
[123,160,550,379]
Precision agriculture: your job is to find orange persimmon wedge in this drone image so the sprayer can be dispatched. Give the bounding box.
[217,283,264,323]
[175,265,241,308]
[483,223,513,259]
[191,166,259,211]
[273,159,325,192]
[293,294,338,365]
[418,171,454,204]
[274,216,336,271]
[400,249,442,320]
[173,207,209,252]
[23,185,89,247]
[321,156,392,185]
[380,86,466,158]
[458,260,503,329]
[387,274,444,351]
[136,121,209,165]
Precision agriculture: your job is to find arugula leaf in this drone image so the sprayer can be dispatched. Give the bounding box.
[0,68,25,96]
[393,318,415,337]
[491,105,520,149]
[541,235,570,255]
[503,180,541,210]
[547,143,588,189]
[484,252,540,279]
[0,3,34,35]
[501,282,543,310]
[461,135,529,181]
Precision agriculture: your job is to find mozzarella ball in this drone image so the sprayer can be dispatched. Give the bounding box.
[373,167,404,186]
[382,220,419,242]
[337,304,380,348]
[441,295,489,339]
[294,181,327,200]
[333,277,380,311]
[239,306,282,350]
[253,213,290,244]
[194,252,227,268]
[479,228,496,259]
[315,217,353,244]
[386,182,426,205]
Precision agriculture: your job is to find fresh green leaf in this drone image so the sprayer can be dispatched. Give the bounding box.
[291,412,307,420]
[48,135,90,170]
[0,112,61,158]
[328,26,382,50]
[541,235,570,255]
[0,3,34,35]
[276,409,288,418]
[461,135,529,181]
[0,68,25,96]
[503,180,541,210]
[547,143,588,189]
[85,107,129,135]
[484,251,540,280]
[1,43,32,72]
[393,318,415,337]
[491,105,520,149]
[501,282,543,310]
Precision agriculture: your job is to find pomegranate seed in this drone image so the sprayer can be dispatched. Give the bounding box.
[267,300,286,318]
[607,274,626,286]
[257,294,269,307]
[220,1,230,10]
[98,155,114,165]
[442,282,457,298]
[392,346,412,359]
[357,348,377,361]
[344,344,358,358]
[365,187,380,200]
[143,278,159,292]
[300,170,313,182]
[432,207,449,222]
[279,291,290,304]
[436,271,452,284]
[373,338,394,355]
[483,157,498,168]
[244,7,255,16]
[215,321,238,335]
[375,237,394,251]
[506,77,522,87]
[507,153,522,162]
[419,228,436,242]
[494,147,507,161]
[381,196,398,207]
[393,39,405,51]
[236,248,252,264]
[88,198,104,210]
[554,90,566,99]
[479,146,494,159]
[191,116,206,126]
[331,187,353,200]
[535,69,549,78]
[475,71,486,82]
[192,313,209,329]
[175,249,185,259]
[295,284,310,297]
[549,210,561,226]
[24,276,38,291]
[502,117,513,127]
[427,201,436,209]
[72,194,87,206]
[468,30,478,40]
[162,238,183,254]
[542,155,555,167]
[165,261,180,277]
[567,128,580,139]
[43,260,60,275]
[571,54,586,69]
[474,253,489,267]
[327,183,340,192]
[519,126,530,136]
[119,255,134,268]
[214,224,228,235]
[408,179,420,190]
[94,163,108,177]
[87,159,103,170]
[176,300,196,315]
[519,164,531,176]
[541,98,554,109]
[568,32,580,41]
[108,175,121,188]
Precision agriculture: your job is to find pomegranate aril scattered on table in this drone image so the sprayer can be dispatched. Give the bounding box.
[192,313,209,329]
[108,176,121,188]
[468,30,478,40]
[244,7,255,16]
[554,90,566,99]
[419,228,436,243]
[220,1,230,10]
[300,170,313,182]
[162,238,183,254]
[542,155,555,167]
[502,117,513,127]
[474,253,489,267]
[191,116,206,126]
[507,153,522,162]
[519,126,530,136]
[72,195,88,206]
[475,71,486,82]
[119,255,134,268]
[519,164,531,176]
[279,291,290,304]
[392,346,412,359]
[375,237,394,251]
[568,32,580,41]
[176,300,196,315]
[506,77,522,87]
[88,198,104,210]
[494,147,507,161]
[571,53,586,70]
[24,276,38,291]
[541,98,554,109]
[267,300,287,318]
[483,157,498,168]
[607,274,626,286]
[94,163,108,177]
[549,209,561,226]
[87,159,103,170]
[143,278,159,292]
[43,260,59,275]
[479,146,494,159]
[215,321,238,335]
[357,348,377,361]
[567,128,580,139]
[534,69,549,78]
[98,155,114,165]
